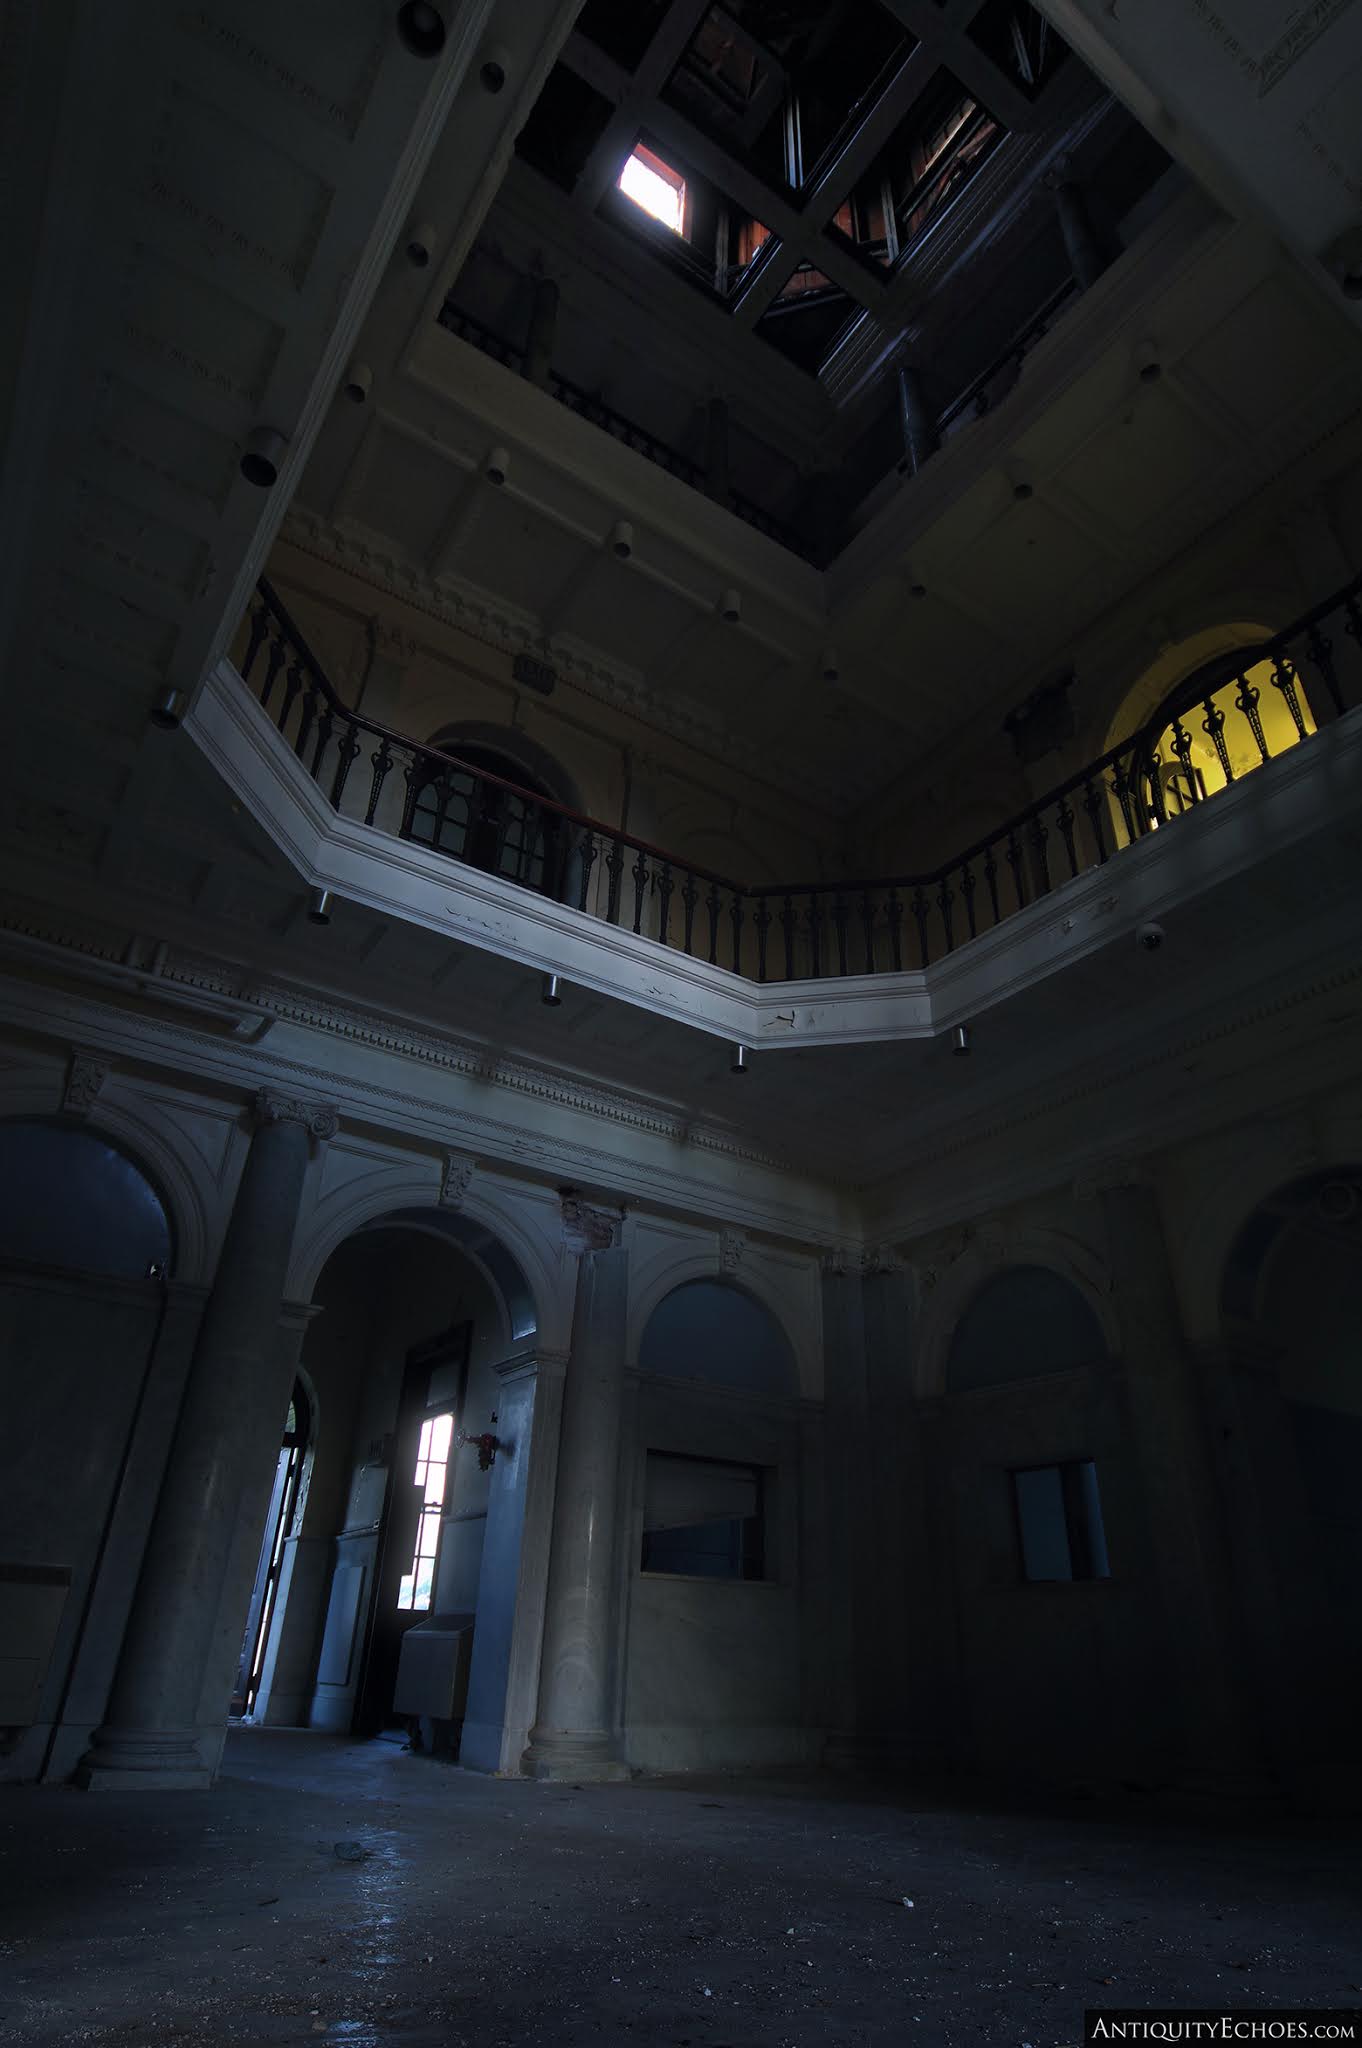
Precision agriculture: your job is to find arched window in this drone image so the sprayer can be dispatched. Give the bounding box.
[1131,650,1316,834]
[639,1277,797,1397]
[0,1118,172,1279]
[946,1264,1106,1394]
[402,740,568,896]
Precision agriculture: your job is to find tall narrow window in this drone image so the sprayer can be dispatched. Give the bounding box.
[619,145,687,234]
[1011,1459,1110,1582]
[397,1412,454,1612]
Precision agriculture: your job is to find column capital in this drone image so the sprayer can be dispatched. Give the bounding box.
[440,1149,477,1209]
[862,1243,906,1277]
[820,1244,855,1277]
[718,1227,747,1274]
[253,1090,339,1142]
[64,1046,112,1118]
[560,1190,624,1253]
[1074,1157,1149,1201]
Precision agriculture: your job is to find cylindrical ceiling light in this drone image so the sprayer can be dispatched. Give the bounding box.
[485,444,510,486]
[952,1023,971,1057]
[730,1043,749,1075]
[396,2,447,57]
[609,519,634,560]
[307,888,333,927]
[541,973,563,1007]
[719,588,741,623]
[240,426,286,488]
[149,687,185,730]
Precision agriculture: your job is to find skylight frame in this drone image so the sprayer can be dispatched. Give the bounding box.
[618,140,691,238]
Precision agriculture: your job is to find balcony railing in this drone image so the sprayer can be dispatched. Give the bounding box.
[236,571,1359,984]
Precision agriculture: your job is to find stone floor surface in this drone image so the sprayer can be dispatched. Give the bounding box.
[1,1731,1359,2048]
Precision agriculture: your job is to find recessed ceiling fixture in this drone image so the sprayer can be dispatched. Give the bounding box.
[619,145,686,235]
[240,426,286,487]
[396,3,446,58]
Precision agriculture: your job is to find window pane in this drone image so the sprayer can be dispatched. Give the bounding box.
[430,1413,454,1462]
[620,150,685,232]
[1014,1466,1072,1581]
[1077,1460,1110,1578]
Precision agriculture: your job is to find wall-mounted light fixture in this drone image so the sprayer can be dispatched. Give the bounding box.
[240,427,286,488]
[396,2,446,57]
[149,687,185,730]
[307,888,333,927]
[405,221,437,268]
[458,1421,501,1471]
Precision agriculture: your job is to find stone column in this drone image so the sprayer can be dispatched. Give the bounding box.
[1088,1167,1257,1783]
[522,1198,629,1782]
[1049,168,1107,290]
[818,1248,873,1767]
[897,367,939,474]
[78,1091,337,1790]
[524,275,560,390]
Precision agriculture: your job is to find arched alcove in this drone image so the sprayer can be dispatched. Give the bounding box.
[402,724,583,900]
[945,1263,1108,1394]
[638,1277,798,1398]
[0,1117,173,1279]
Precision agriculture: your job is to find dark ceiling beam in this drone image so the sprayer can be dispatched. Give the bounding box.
[872,0,1044,133]
[569,3,716,209]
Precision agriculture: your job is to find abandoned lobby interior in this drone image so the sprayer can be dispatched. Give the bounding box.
[3,0,1362,2042]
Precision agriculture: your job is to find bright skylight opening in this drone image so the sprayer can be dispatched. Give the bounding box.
[619,148,685,234]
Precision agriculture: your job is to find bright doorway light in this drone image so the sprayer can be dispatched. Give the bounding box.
[619,147,686,234]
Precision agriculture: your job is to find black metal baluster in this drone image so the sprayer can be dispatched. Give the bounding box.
[309,706,333,783]
[1056,797,1078,878]
[705,883,721,964]
[937,873,955,954]
[886,889,903,971]
[631,850,648,935]
[960,860,978,939]
[806,895,821,978]
[860,890,876,973]
[259,631,286,712]
[1145,748,1169,828]
[1029,811,1051,889]
[578,830,599,912]
[1304,623,1344,717]
[656,861,674,946]
[681,873,698,954]
[330,721,361,810]
[1006,829,1028,909]
[294,675,319,761]
[781,894,795,977]
[1202,696,1233,785]
[1082,776,1108,863]
[241,603,269,685]
[365,740,393,826]
[833,894,849,976]
[1234,673,1269,766]
[1167,713,1198,799]
[279,658,303,735]
[399,760,422,839]
[982,845,1000,922]
[912,885,931,967]
[1271,653,1308,742]
[1109,754,1138,846]
[605,839,625,924]
[729,893,744,973]
[756,896,771,981]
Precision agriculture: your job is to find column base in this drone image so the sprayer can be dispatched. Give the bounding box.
[75,1726,212,1793]
[521,1728,630,1783]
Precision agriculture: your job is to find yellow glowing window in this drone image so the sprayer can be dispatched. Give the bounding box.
[619,146,686,234]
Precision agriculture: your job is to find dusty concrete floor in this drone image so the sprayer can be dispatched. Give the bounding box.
[1,1732,1359,2048]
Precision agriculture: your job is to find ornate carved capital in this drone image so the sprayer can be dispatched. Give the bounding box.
[862,1243,905,1277]
[560,1190,624,1254]
[1074,1158,1148,1201]
[254,1090,340,1142]
[440,1149,476,1210]
[64,1047,111,1118]
[820,1245,854,1278]
[718,1227,747,1275]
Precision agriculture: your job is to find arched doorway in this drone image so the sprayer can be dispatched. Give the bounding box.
[1218,1167,1362,1759]
[254,1207,540,1767]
